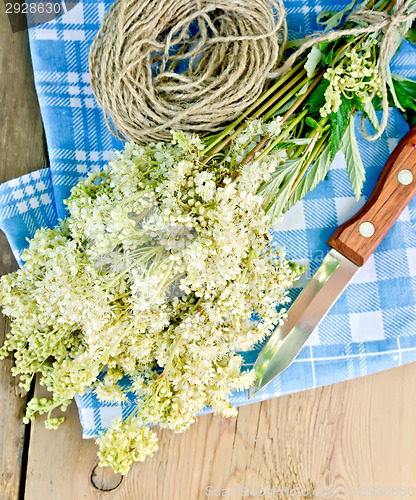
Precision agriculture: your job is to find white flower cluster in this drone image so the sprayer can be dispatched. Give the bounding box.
[320,44,383,117]
[0,119,302,474]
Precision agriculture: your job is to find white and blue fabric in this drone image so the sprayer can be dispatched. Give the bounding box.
[1,0,416,438]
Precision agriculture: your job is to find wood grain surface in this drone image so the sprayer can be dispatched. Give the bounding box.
[24,364,416,500]
[1,6,416,500]
[0,6,46,500]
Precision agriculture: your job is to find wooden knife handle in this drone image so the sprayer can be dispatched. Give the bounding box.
[328,126,416,267]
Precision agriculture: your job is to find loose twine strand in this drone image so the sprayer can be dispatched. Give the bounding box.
[89,0,416,145]
[275,0,416,140]
[89,0,287,143]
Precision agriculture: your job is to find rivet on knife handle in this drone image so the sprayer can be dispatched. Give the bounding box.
[328,127,416,267]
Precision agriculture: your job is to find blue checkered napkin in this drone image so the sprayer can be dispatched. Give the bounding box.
[77,335,416,437]
[0,0,415,437]
[276,108,416,347]
[0,169,57,265]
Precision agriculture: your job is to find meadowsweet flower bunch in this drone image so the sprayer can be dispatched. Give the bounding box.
[320,41,383,117]
[0,119,303,473]
[2,0,416,475]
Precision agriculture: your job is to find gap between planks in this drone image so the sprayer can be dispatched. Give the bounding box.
[24,364,416,499]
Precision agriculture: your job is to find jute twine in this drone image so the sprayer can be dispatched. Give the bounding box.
[89,0,287,143]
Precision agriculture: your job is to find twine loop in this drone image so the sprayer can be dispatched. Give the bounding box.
[89,0,287,143]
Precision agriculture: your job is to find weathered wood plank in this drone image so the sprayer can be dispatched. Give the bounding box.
[24,363,416,499]
[2,5,416,498]
[0,6,47,500]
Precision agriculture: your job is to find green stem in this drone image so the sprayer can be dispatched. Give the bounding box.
[256,110,309,163]
[262,72,316,122]
[202,65,309,161]
[240,248,256,283]
[231,109,309,179]
[103,245,164,292]
[162,336,184,375]
[251,69,308,121]
[280,72,324,122]
[289,128,330,197]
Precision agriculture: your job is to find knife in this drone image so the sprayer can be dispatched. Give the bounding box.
[248,126,416,399]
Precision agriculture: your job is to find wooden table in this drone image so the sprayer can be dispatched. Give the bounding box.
[2,8,416,500]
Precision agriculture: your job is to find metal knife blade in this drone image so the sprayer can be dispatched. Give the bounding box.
[248,125,416,399]
[248,250,358,398]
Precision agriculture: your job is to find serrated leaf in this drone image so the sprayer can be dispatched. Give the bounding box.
[305,46,323,78]
[363,101,380,131]
[352,94,364,112]
[329,96,353,160]
[307,79,330,115]
[341,116,365,199]
[266,182,294,223]
[285,147,332,212]
[259,159,302,223]
[323,44,336,66]
[257,159,298,198]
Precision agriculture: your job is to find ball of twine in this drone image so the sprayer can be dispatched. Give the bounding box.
[89,0,286,143]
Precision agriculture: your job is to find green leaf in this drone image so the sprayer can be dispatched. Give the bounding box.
[285,147,332,211]
[285,37,308,50]
[272,138,312,149]
[258,159,298,198]
[352,94,364,112]
[323,44,336,66]
[259,159,302,223]
[307,79,330,115]
[363,101,379,131]
[406,26,416,48]
[371,94,382,111]
[274,96,298,115]
[391,75,416,128]
[386,66,404,111]
[317,0,357,32]
[305,46,323,78]
[329,96,353,161]
[392,74,416,112]
[319,41,331,51]
[305,117,320,129]
[297,82,312,97]
[318,41,339,66]
[341,116,365,200]
[372,75,416,127]
[405,110,416,128]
